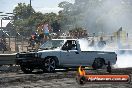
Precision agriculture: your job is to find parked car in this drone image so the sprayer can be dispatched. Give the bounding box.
[16,39,117,73]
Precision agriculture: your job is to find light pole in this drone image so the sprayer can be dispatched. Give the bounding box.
[29,0,32,35]
[30,0,32,8]
[29,1,32,17]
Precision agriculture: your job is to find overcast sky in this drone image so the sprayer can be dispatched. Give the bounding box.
[0,0,75,13]
[0,0,75,27]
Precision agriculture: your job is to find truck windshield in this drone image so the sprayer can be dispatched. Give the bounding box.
[40,40,64,50]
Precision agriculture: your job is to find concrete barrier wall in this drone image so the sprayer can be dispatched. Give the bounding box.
[0,53,16,65]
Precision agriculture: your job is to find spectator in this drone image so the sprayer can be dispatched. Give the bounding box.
[1,34,6,43]
[42,22,51,42]
[37,24,44,44]
[29,34,36,48]
[97,37,106,49]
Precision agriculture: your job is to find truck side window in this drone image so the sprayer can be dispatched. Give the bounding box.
[62,40,77,50]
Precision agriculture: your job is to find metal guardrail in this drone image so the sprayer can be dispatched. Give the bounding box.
[0,53,16,65]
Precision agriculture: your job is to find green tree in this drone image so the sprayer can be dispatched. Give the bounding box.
[13,3,35,19]
[13,3,35,36]
[58,1,74,32]
[59,0,132,34]
[58,0,105,33]
[13,3,58,36]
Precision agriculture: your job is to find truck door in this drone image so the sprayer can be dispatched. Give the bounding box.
[79,51,95,66]
[60,40,81,66]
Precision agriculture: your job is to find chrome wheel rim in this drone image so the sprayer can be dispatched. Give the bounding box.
[45,58,55,72]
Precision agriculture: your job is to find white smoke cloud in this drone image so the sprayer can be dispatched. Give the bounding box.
[116,55,132,68]
[75,0,132,34]
[78,38,132,68]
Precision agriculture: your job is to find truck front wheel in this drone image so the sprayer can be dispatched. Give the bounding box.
[21,65,34,74]
[92,58,105,69]
[43,57,56,72]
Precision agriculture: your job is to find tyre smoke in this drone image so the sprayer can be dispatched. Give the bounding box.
[78,38,132,68]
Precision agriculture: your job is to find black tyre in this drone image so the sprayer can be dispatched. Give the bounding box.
[21,65,34,74]
[76,76,86,85]
[92,58,105,69]
[43,57,56,72]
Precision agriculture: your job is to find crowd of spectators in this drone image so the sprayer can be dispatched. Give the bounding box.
[28,21,61,49]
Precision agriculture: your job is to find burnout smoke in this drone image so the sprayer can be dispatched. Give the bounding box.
[78,39,132,68]
[78,38,91,51]
[78,38,96,51]
[73,0,132,35]
[78,38,110,51]
[116,54,132,68]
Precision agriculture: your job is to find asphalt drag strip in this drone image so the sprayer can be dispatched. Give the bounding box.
[0,67,132,88]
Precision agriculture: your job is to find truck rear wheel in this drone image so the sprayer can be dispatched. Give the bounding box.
[21,65,34,74]
[43,57,56,72]
[92,58,105,69]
